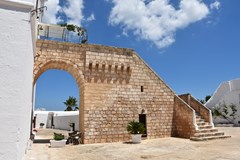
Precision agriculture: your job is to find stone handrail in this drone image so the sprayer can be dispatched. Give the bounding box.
[179,94,214,127]
[174,96,198,138]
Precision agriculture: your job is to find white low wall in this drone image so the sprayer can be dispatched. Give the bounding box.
[54,114,79,131]
[34,111,79,131]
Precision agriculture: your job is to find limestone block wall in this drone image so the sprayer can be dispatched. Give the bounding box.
[189,96,211,124]
[35,40,196,144]
[174,96,196,138]
[83,49,175,143]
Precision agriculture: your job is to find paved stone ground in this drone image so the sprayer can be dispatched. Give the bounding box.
[24,127,240,160]
[34,128,70,140]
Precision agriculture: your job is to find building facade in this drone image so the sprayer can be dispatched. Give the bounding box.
[34,39,218,144]
[0,0,42,159]
[0,0,227,159]
[206,79,240,125]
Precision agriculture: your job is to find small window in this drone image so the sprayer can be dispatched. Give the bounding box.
[121,65,124,73]
[108,65,112,72]
[101,64,105,73]
[141,86,144,92]
[127,66,130,74]
[96,63,99,71]
[89,63,92,70]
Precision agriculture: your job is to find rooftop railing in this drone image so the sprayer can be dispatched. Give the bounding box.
[37,23,88,44]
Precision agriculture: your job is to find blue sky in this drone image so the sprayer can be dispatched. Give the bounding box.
[35,0,240,111]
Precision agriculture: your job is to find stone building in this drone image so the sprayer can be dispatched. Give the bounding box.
[0,0,229,159]
[34,39,229,144]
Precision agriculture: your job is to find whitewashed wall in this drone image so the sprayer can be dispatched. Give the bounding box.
[206,79,240,125]
[34,111,53,128]
[54,114,79,131]
[0,1,35,159]
[34,111,79,131]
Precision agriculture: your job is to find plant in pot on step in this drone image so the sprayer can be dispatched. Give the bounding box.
[50,132,67,147]
[69,122,74,131]
[127,120,145,143]
[39,123,44,128]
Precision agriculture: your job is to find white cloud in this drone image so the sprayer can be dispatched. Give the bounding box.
[61,0,84,25]
[42,0,61,24]
[109,0,210,48]
[86,13,95,22]
[42,0,84,26]
[210,1,221,10]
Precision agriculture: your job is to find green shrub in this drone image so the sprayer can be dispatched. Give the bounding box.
[212,102,238,123]
[54,132,65,141]
[127,120,145,134]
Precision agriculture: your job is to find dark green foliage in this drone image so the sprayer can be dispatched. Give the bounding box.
[59,23,88,44]
[229,103,238,120]
[127,120,145,134]
[199,99,205,104]
[63,96,78,111]
[205,95,211,102]
[212,102,238,123]
[69,122,74,127]
[199,95,212,104]
[54,132,64,140]
[74,107,79,111]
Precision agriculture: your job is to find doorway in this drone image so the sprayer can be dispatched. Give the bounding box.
[139,114,147,137]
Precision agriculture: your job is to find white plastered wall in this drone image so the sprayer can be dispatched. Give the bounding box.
[34,111,79,131]
[0,0,35,159]
[206,79,240,125]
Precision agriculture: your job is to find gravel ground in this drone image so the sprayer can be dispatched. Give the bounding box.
[24,127,240,160]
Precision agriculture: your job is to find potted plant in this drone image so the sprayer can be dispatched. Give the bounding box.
[39,123,44,128]
[127,120,145,143]
[69,122,74,131]
[50,133,67,147]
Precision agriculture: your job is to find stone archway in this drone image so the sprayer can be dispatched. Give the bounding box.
[33,60,84,86]
[33,59,85,133]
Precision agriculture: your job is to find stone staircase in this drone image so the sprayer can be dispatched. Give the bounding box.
[190,114,231,141]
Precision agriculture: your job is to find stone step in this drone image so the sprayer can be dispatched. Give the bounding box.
[195,128,218,133]
[196,119,205,123]
[191,110,230,141]
[197,122,208,126]
[196,115,201,119]
[198,125,213,129]
[190,135,231,141]
[196,117,205,121]
[33,139,50,143]
[194,132,224,138]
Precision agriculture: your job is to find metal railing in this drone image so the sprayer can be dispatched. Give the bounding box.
[37,23,88,44]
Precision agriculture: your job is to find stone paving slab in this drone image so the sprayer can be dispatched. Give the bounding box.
[24,127,240,160]
[34,128,70,140]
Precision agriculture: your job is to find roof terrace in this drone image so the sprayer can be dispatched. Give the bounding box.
[37,23,88,44]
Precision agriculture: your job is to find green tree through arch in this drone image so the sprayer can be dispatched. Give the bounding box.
[64,96,78,111]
